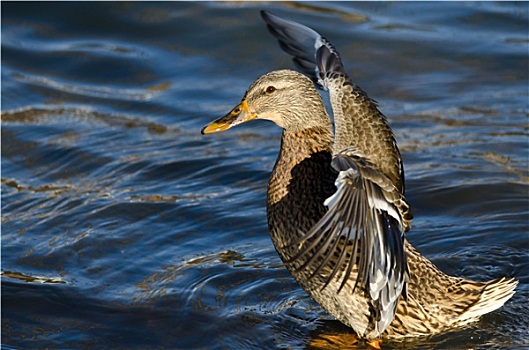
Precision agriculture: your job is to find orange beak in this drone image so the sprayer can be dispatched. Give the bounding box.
[201,99,257,134]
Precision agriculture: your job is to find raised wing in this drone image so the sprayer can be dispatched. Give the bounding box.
[263,10,412,333]
[285,147,411,334]
[261,10,345,88]
[261,10,404,189]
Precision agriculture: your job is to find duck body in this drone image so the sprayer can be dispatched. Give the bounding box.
[263,81,406,339]
[201,11,518,341]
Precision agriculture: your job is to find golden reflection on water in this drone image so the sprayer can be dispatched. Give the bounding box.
[1,270,66,284]
[133,250,251,303]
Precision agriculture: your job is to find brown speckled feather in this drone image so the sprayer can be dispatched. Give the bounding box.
[201,11,518,342]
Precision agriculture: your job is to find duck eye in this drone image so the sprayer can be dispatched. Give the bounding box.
[265,86,276,94]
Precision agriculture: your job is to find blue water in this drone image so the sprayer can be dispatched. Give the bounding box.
[2,2,528,349]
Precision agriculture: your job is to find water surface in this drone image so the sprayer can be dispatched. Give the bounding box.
[2,2,528,349]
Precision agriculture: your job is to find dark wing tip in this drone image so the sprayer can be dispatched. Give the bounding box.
[260,9,270,20]
[261,10,274,23]
[261,10,349,91]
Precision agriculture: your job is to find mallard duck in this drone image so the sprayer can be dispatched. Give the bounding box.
[201,10,518,343]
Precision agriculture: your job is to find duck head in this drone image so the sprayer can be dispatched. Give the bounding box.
[201,69,329,134]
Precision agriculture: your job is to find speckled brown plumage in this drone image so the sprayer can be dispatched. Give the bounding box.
[201,11,518,342]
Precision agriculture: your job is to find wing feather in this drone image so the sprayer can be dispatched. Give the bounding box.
[261,10,345,86]
[262,10,412,334]
[283,149,410,334]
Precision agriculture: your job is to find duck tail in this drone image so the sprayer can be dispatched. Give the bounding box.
[461,277,518,321]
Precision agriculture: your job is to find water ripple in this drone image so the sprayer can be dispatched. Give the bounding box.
[2,2,528,349]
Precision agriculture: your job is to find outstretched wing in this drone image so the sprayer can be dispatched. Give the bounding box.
[263,10,412,333]
[261,10,346,87]
[261,10,404,189]
[285,147,411,334]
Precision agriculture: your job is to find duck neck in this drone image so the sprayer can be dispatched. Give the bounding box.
[268,125,334,206]
[266,125,337,249]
